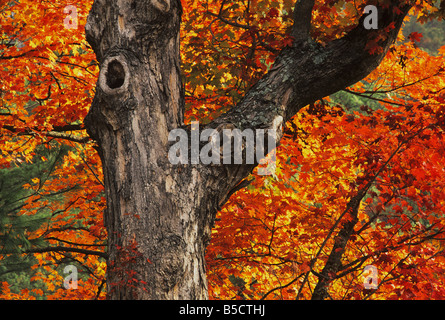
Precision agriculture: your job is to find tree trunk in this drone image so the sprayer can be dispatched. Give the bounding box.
[84,0,412,299]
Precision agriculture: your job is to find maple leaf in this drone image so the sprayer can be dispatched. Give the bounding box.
[408,32,423,43]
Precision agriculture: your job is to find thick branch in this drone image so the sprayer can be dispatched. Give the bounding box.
[206,2,412,208]
[292,0,315,43]
[212,2,412,128]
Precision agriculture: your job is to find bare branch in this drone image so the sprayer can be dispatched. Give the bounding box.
[2,123,90,143]
[44,131,90,143]
[260,273,305,300]
[21,246,107,259]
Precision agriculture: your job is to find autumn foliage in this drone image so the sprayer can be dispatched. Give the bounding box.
[0,0,105,299]
[1,0,445,299]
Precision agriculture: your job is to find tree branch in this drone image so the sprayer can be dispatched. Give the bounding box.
[206,1,413,209]
[22,246,107,259]
[292,0,315,43]
[44,131,90,143]
[260,273,305,300]
[45,237,107,247]
[2,123,90,143]
[310,132,419,299]
[343,88,407,107]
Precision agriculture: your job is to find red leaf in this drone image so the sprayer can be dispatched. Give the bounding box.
[268,8,279,18]
[408,32,423,43]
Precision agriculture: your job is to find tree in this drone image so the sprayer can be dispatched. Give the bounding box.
[83,0,442,299]
[1,0,444,300]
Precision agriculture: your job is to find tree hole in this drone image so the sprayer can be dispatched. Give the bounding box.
[106,59,126,89]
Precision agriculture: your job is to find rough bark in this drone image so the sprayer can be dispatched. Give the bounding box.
[84,0,209,299]
[84,0,412,299]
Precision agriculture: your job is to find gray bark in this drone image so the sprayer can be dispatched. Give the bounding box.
[84,0,412,299]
